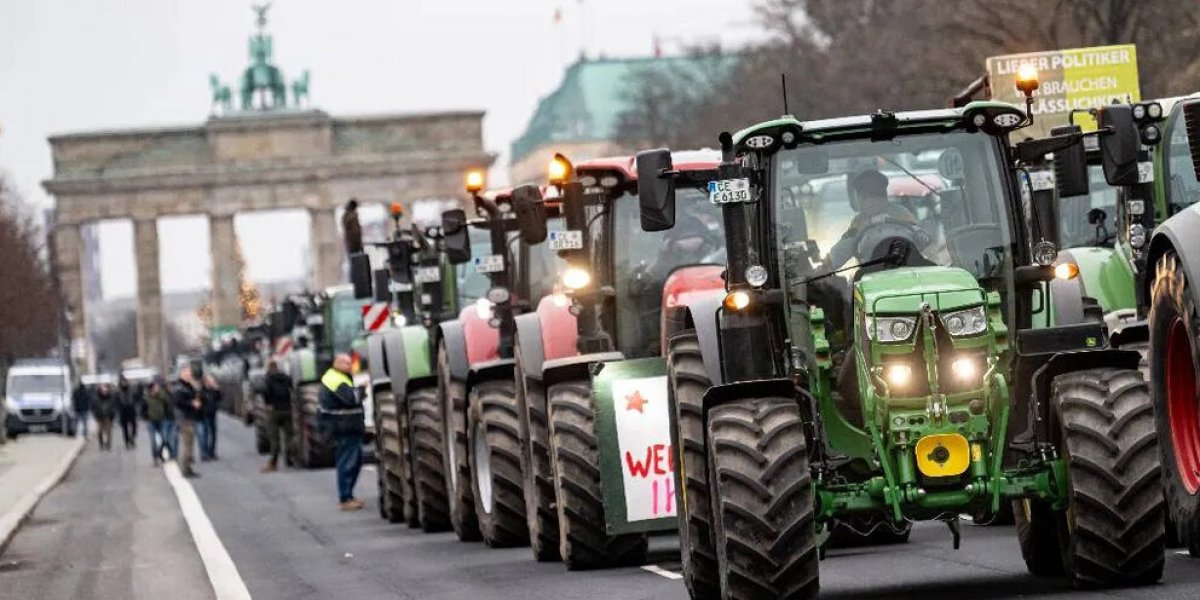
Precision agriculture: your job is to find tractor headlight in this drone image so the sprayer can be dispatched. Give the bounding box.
[486,287,511,304]
[475,298,493,320]
[865,316,917,342]
[745,265,769,288]
[942,307,987,337]
[951,355,981,383]
[562,267,591,290]
[884,363,913,388]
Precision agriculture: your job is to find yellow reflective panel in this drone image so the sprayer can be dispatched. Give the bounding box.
[914,433,970,477]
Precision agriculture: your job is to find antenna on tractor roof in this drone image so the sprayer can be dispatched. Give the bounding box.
[781,73,790,116]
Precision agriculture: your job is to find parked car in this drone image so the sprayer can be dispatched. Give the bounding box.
[5,359,75,438]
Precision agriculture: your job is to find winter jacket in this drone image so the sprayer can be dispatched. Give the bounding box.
[72,385,93,413]
[264,371,294,412]
[202,387,221,417]
[172,379,203,422]
[144,388,170,422]
[342,210,364,254]
[93,389,118,420]
[317,368,363,437]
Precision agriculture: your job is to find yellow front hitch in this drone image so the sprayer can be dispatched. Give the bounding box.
[914,433,970,478]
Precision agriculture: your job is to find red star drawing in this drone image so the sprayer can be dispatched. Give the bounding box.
[625,390,648,413]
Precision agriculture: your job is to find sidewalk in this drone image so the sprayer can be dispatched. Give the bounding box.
[0,434,83,552]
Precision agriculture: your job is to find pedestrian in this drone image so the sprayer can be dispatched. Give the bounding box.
[144,380,171,466]
[261,360,295,472]
[200,374,221,461]
[162,377,179,460]
[117,375,138,449]
[93,383,117,451]
[342,198,363,255]
[71,381,93,439]
[318,353,365,510]
[172,367,203,478]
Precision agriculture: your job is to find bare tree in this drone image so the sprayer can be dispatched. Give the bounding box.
[0,174,61,370]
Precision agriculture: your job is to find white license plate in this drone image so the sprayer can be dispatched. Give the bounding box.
[548,230,583,250]
[708,178,751,204]
[413,266,441,284]
[474,254,505,273]
[28,425,48,433]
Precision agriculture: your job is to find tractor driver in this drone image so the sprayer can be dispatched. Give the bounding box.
[821,169,926,271]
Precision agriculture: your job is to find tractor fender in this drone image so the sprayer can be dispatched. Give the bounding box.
[458,305,501,370]
[700,378,796,417]
[662,291,725,386]
[1148,205,1200,310]
[383,326,435,395]
[437,319,470,382]
[515,296,580,382]
[468,358,516,387]
[366,330,391,390]
[1048,249,1089,325]
[1031,348,1142,445]
[542,352,624,390]
[660,265,725,355]
[514,312,546,381]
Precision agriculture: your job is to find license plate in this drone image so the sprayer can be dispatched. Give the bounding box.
[474,254,505,273]
[413,266,441,284]
[1138,161,1154,183]
[708,178,751,204]
[548,230,583,250]
[28,425,48,433]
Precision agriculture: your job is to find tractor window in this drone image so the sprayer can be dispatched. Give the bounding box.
[1059,165,1118,249]
[1165,106,1200,214]
[774,131,1014,348]
[456,226,493,306]
[610,188,725,358]
[329,293,366,353]
[523,217,567,303]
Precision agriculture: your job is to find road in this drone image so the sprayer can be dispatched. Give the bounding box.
[4,414,1200,599]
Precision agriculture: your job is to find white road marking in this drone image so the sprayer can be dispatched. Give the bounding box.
[363,465,376,472]
[163,462,253,600]
[1177,550,1194,556]
[641,564,683,580]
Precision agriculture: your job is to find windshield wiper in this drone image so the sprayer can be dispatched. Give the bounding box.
[803,239,912,283]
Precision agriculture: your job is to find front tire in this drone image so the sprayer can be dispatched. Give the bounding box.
[668,332,719,598]
[374,387,406,523]
[708,398,818,599]
[439,343,480,542]
[516,349,560,561]
[547,380,647,569]
[408,385,451,532]
[469,379,530,547]
[1053,368,1164,587]
[294,383,334,469]
[1149,251,1200,555]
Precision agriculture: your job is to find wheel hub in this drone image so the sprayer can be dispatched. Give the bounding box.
[474,421,494,514]
[1166,317,1200,494]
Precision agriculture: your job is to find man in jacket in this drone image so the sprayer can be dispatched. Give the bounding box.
[200,374,221,461]
[71,382,93,439]
[144,380,171,466]
[262,360,295,473]
[342,198,363,255]
[319,353,364,510]
[173,367,204,478]
[93,383,117,451]
[117,376,138,449]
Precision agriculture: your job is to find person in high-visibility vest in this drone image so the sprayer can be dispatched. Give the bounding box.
[319,353,366,510]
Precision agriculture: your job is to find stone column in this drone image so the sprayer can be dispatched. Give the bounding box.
[133,218,165,370]
[209,213,241,329]
[53,224,89,372]
[310,207,342,290]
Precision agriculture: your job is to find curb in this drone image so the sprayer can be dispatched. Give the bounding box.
[0,437,85,554]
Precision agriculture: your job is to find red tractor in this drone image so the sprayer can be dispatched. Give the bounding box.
[508,153,727,568]
[433,183,565,546]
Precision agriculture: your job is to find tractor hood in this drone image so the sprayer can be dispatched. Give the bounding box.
[856,266,984,315]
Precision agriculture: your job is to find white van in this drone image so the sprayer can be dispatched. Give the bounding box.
[4,359,74,437]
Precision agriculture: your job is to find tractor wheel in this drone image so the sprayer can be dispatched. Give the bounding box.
[516,348,560,561]
[439,343,481,542]
[254,419,270,455]
[1149,251,1200,555]
[667,331,719,598]
[707,398,818,599]
[1014,498,1066,576]
[468,379,530,547]
[408,385,451,532]
[295,384,333,469]
[547,380,648,569]
[374,388,406,524]
[1053,368,1164,587]
[395,389,420,528]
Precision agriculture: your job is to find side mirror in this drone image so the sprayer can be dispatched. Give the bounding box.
[350,252,373,299]
[441,209,472,265]
[511,184,548,244]
[372,269,390,303]
[1097,105,1140,186]
[1184,102,1200,183]
[1049,125,1089,198]
[636,149,676,232]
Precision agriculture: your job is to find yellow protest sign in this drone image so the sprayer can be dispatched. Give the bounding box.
[986,45,1140,138]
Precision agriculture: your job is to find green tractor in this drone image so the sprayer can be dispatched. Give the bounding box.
[639,98,1163,597]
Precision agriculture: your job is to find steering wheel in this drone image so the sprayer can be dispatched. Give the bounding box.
[852,217,931,260]
[944,224,1002,274]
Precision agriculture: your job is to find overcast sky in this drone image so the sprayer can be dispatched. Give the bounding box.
[0,0,760,300]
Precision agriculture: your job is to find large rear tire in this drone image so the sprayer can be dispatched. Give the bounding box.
[667,331,719,598]
[547,380,648,570]
[469,379,530,547]
[516,348,560,561]
[1053,368,1164,587]
[439,343,481,542]
[408,385,451,532]
[294,383,334,469]
[1149,251,1200,555]
[707,398,818,599]
[374,388,406,523]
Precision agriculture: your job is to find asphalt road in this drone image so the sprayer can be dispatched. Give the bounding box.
[5,414,1200,599]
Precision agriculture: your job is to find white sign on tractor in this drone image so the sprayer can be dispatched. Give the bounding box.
[610,375,676,522]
